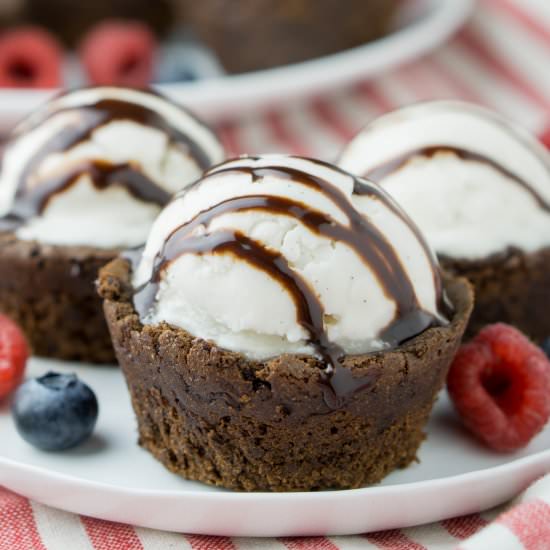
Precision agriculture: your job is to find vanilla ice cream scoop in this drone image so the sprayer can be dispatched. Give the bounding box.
[0,86,225,248]
[133,155,448,366]
[339,101,550,260]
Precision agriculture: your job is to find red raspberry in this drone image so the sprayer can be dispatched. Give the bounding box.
[447,324,550,452]
[0,315,29,400]
[540,126,550,150]
[80,20,156,87]
[0,27,62,88]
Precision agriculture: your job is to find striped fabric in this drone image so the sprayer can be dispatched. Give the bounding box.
[2,479,550,549]
[218,0,550,162]
[3,0,550,548]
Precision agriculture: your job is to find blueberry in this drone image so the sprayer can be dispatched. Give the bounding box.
[11,372,98,451]
[541,338,550,359]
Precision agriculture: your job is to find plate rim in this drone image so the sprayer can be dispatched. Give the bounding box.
[0,0,476,123]
[2,355,549,535]
[1,444,548,501]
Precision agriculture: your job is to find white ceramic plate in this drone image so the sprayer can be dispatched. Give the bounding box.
[0,357,549,537]
[0,0,474,129]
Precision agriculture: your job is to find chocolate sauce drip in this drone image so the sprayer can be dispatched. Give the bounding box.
[135,226,377,408]
[134,161,446,408]
[299,157,442,273]
[209,166,437,321]
[364,146,550,212]
[8,160,171,222]
[3,94,211,223]
[170,191,413,312]
[353,168,449,310]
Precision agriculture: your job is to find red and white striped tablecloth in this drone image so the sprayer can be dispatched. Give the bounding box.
[3,0,550,548]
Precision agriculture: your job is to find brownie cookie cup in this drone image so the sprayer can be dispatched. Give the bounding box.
[0,86,224,362]
[182,0,397,73]
[339,101,550,341]
[99,155,472,491]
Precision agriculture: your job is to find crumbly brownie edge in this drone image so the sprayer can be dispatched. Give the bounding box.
[0,232,117,363]
[99,258,473,491]
[441,246,550,342]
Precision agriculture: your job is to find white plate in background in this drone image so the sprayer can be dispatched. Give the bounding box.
[0,0,474,129]
[0,356,548,537]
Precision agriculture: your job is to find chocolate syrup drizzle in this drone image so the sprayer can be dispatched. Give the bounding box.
[134,160,448,408]
[8,160,172,221]
[364,146,550,212]
[3,94,211,225]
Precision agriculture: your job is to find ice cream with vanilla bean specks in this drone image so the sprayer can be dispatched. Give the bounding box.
[339,100,550,340]
[0,86,224,248]
[133,155,449,360]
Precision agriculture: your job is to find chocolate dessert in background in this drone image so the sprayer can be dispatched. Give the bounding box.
[339,101,550,342]
[0,0,24,28]
[0,86,224,362]
[21,0,174,45]
[182,0,398,73]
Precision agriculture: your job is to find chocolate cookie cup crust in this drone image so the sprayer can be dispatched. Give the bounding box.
[99,257,473,492]
[441,247,550,342]
[0,231,117,363]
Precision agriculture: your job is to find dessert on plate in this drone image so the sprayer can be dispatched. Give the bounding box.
[99,154,473,491]
[339,101,550,341]
[0,85,224,362]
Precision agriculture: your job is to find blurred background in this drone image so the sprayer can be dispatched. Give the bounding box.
[0,0,547,160]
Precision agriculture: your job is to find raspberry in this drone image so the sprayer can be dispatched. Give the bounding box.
[0,315,29,400]
[80,20,156,87]
[447,324,550,452]
[0,27,62,88]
